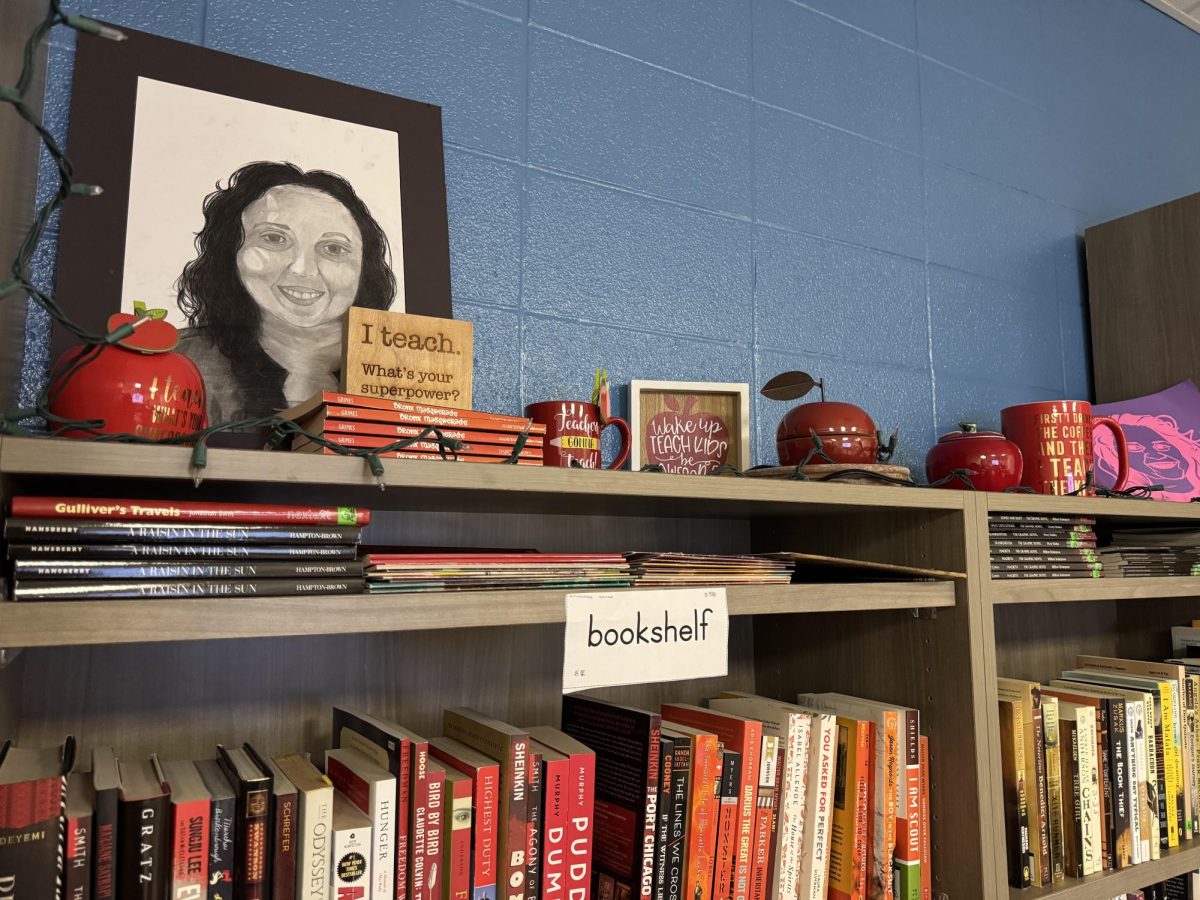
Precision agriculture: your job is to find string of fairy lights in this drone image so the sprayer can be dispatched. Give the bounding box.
[0,0,525,488]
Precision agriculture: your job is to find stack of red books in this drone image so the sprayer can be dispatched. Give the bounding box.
[281,392,545,465]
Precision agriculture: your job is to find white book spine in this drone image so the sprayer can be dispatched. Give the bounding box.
[298,785,334,900]
[1125,701,1143,865]
[326,751,396,900]
[1132,698,1154,862]
[332,820,374,895]
[1077,708,1101,877]
[779,713,810,900]
[799,714,836,900]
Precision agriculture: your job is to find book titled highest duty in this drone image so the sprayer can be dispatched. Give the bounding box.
[11,496,371,525]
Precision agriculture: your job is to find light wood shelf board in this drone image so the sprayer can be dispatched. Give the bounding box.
[986,491,1200,521]
[0,581,955,647]
[0,436,964,516]
[1009,840,1200,900]
[989,575,1200,604]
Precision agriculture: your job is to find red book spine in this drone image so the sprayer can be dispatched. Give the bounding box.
[307,433,543,459]
[311,447,544,465]
[11,496,370,525]
[429,749,499,900]
[320,418,545,448]
[317,394,547,434]
[565,751,594,900]
[425,761,446,900]
[411,742,434,900]
[919,737,931,900]
[447,775,473,900]
[171,798,211,899]
[397,740,413,900]
[540,756,571,900]
[66,809,90,900]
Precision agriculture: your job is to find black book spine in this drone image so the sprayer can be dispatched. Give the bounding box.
[1097,700,1113,871]
[3,519,361,545]
[13,578,365,600]
[664,738,690,900]
[526,751,543,900]
[1109,698,1132,869]
[1030,698,1051,886]
[652,737,674,900]
[8,543,358,560]
[216,754,272,900]
[207,791,236,900]
[14,559,365,579]
[117,794,170,900]
[93,785,118,900]
[271,788,297,900]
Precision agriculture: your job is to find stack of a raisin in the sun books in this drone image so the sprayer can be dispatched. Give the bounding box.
[277,391,545,465]
[988,512,1102,579]
[5,496,368,601]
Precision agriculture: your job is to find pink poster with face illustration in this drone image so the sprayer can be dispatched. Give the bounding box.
[1093,380,1200,501]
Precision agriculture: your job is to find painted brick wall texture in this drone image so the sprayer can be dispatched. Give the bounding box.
[26,0,1200,470]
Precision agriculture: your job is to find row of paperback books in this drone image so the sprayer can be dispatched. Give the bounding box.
[281,392,546,465]
[1100,527,1200,578]
[999,655,1200,890]
[988,513,1101,579]
[569,691,932,900]
[0,704,597,900]
[5,496,370,601]
[1,689,933,900]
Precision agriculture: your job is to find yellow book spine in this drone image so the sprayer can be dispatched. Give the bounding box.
[1161,681,1180,848]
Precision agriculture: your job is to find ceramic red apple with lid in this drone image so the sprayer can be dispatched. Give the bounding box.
[925,422,1023,491]
[763,371,890,466]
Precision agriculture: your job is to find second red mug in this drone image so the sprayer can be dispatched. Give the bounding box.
[525,400,631,469]
[1000,400,1129,495]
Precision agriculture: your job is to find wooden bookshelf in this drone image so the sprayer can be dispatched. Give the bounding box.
[0,581,956,646]
[1009,842,1200,900]
[10,436,1200,898]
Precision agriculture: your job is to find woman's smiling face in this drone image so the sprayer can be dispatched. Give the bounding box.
[236,185,364,328]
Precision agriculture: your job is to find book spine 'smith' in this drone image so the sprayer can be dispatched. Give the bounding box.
[1043,698,1065,883]
[66,776,92,900]
[524,752,543,900]
[652,738,673,900]
[750,735,777,900]
[11,496,370,525]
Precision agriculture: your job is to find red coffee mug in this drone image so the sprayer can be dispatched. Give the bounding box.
[1000,400,1130,495]
[525,400,631,469]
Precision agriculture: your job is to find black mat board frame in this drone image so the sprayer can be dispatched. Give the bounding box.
[53,24,452,369]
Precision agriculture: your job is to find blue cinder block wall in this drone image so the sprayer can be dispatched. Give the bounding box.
[31,0,1200,470]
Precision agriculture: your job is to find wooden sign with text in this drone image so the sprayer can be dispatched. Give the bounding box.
[342,308,473,410]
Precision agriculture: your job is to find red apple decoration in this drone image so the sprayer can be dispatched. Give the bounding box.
[644,394,731,475]
[49,304,207,442]
[763,371,892,466]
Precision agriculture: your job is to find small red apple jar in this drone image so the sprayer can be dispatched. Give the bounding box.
[49,311,207,442]
[925,423,1023,491]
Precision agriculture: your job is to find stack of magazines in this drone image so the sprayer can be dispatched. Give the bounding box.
[624,552,795,586]
[988,513,1102,579]
[1100,527,1200,577]
[6,496,367,601]
[365,552,633,593]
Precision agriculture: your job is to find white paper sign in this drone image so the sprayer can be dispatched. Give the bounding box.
[562,588,729,693]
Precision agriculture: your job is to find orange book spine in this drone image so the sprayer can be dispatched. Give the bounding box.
[864,723,876,900]
[299,432,543,458]
[684,734,721,900]
[315,394,547,433]
[319,417,545,447]
[882,711,900,900]
[311,447,543,465]
[919,737,931,900]
[853,721,871,900]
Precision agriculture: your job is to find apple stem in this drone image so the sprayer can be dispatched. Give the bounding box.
[818,379,825,402]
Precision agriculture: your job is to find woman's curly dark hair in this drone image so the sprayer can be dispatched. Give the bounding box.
[176,161,395,367]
